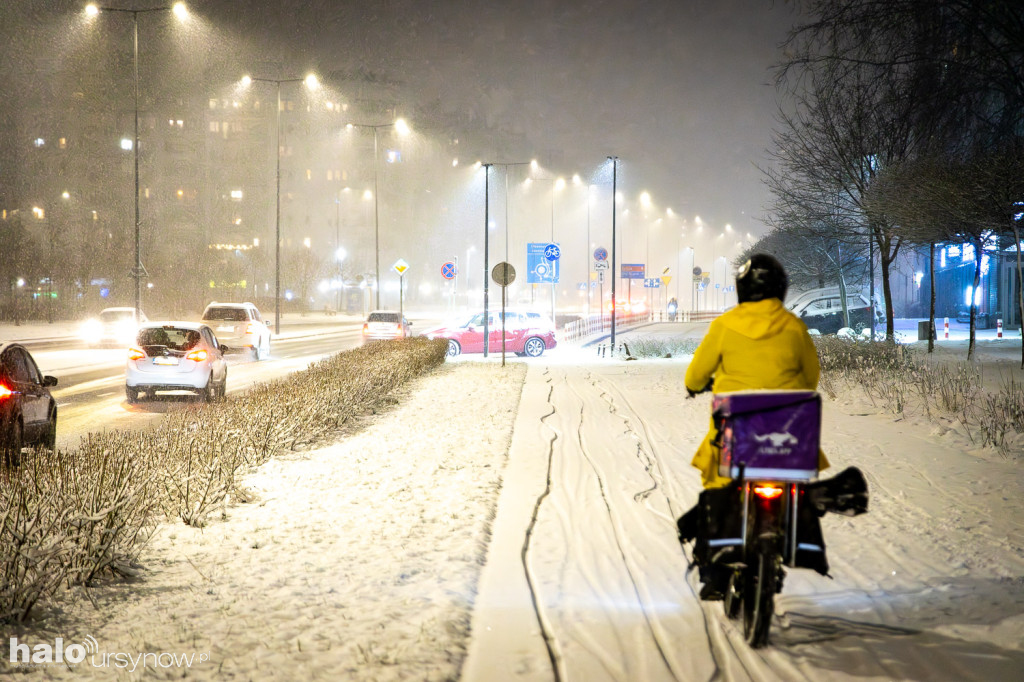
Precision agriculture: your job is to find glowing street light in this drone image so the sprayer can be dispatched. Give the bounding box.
[343,118,411,309]
[85,2,189,323]
[240,72,319,333]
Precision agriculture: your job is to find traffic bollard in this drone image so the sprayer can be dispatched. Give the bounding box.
[944,317,949,339]
[997,318,1003,338]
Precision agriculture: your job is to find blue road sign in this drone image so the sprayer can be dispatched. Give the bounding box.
[528,242,560,283]
[622,263,645,279]
[441,262,457,280]
[644,278,660,288]
[544,243,561,261]
[593,246,608,261]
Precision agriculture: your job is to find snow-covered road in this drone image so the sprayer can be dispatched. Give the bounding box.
[466,343,1024,681]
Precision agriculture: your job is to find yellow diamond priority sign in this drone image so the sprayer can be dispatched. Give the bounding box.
[392,258,410,276]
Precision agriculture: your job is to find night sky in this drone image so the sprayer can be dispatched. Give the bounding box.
[187,0,797,231]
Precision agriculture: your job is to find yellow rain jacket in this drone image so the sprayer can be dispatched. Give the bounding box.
[685,298,829,488]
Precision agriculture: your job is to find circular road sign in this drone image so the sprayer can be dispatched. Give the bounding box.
[441,261,457,280]
[594,246,608,261]
[692,266,702,276]
[492,261,516,287]
[544,243,561,261]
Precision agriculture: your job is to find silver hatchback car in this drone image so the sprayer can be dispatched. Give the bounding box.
[125,322,228,403]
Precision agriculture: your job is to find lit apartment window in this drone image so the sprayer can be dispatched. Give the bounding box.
[34,138,45,147]
[144,188,150,199]
[209,121,220,133]
[209,99,217,109]
[306,169,312,180]
[230,190,243,200]
[59,138,67,149]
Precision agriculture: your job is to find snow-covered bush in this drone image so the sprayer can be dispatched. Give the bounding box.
[0,337,448,623]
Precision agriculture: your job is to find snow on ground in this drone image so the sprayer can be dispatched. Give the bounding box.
[3,324,1024,681]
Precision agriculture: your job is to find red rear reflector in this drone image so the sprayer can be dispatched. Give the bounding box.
[754,485,784,500]
[128,347,146,361]
[186,349,208,362]
[0,384,13,400]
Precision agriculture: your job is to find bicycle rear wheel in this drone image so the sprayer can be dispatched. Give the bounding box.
[742,549,777,647]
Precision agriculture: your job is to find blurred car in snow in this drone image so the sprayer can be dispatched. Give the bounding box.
[423,310,556,357]
[200,301,272,361]
[0,342,58,465]
[786,288,876,335]
[125,322,227,404]
[79,307,147,347]
[361,310,412,342]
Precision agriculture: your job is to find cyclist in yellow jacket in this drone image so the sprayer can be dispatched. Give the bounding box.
[684,254,829,488]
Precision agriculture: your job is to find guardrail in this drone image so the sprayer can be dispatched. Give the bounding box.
[560,309,723,345]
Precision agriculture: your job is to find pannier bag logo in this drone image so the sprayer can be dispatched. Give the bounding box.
[752,430,798,453]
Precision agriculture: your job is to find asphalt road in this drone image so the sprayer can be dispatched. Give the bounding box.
[35,322,368,450]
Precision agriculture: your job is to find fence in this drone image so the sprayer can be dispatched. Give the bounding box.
[560,309,723,345]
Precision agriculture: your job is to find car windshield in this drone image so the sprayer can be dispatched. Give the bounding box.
[203,307,247,322]
[138,327,201,350]
[368,312,401,323]
[99,310,135,323]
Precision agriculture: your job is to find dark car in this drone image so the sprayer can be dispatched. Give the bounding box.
[0,343,58,465]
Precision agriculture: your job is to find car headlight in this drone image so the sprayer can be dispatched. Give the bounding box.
[79,319,101,341]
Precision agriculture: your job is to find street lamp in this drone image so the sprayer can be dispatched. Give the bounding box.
[609,156,618,348]
[240,73,319,333]
[344,118,411,309]
[85,2,188,324]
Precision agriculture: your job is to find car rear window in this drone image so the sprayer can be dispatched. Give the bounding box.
[368,312,400,323]
[139,327,201,350]
[203,307,248,322]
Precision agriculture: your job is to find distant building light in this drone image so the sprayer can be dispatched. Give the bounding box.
[120,138,133,151]
[230,190,243,200]
[33,138,45,148]
[386,149,401,163]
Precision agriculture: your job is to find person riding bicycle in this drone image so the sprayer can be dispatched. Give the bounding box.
[680,253,830,599]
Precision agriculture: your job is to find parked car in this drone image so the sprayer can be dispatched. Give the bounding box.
[786,288,877,335]
[0,342,58,465]
[423,310,557,357]
[200,301,272,361]
[955,308,990,327]
[79,307,148,347]
[125,322,228,403]
[361,310,413,342]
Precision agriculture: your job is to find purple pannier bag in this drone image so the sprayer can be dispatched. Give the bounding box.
[712,390,822,481]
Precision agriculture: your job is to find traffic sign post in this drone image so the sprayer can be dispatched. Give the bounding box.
[491,262,517,366]
[392,258,410,319]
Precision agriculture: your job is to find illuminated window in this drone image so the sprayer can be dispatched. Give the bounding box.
[34,138,45,147]
[209,99,217,109]
[230,190,243,200]
[209,121,220,132]
[58,138,67,149]
[306,169,312,180]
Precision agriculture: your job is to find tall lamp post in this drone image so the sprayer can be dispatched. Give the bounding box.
[344,119,410,310]
[85,2,188,323]
[241,73,319,333]
[608,156,618,348]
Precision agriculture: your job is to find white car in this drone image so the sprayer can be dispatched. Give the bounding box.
[125,322,228,403]
[361,310,413,342]
[200,301,272,361]
[79,307,147,347]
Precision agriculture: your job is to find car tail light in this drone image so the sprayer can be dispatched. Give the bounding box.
[186,349,208,362]
[753,484,784,500]
[128,347,146,361]
[362,323,369,334]
[0,383,13,400]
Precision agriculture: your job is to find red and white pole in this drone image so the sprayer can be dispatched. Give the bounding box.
[997,318,1003,338]
[943,317,949,339]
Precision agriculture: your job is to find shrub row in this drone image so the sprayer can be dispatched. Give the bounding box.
[814,336,1024,454]
[0,337,449,623]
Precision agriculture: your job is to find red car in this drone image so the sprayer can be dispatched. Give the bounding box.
[424,310,556,357]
